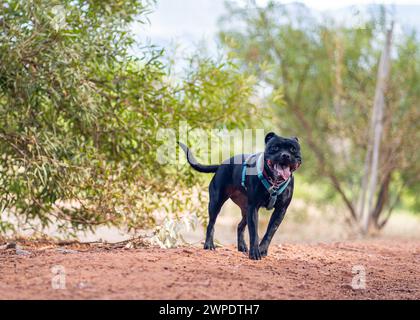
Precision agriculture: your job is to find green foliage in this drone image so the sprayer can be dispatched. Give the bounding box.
[0,0,257,234]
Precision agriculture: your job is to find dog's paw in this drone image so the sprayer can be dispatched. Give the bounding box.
[249,246,262,260]
[259,246,268,257]
[204,242,215,250]
[238,242,248,253]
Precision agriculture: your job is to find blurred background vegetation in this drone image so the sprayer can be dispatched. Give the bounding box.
[219,1,419,235]
[0,0,418,241]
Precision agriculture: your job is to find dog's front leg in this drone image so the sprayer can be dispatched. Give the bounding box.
[259,207,287,257]
[247,204,261,260]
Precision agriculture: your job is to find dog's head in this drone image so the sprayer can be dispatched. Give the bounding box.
[264,132,302,181]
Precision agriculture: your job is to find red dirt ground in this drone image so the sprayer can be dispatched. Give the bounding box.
[0,239,419,299]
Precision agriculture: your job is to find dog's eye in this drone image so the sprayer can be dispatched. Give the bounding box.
[290,146,296,153]
[271,146,279,152]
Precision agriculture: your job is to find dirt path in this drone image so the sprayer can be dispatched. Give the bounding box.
[0,239,419,299]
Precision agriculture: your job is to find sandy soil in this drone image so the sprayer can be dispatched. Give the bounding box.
[0,239,419,300]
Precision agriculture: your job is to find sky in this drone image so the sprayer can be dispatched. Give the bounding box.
[132,0,420,55]
[257,0,420,10]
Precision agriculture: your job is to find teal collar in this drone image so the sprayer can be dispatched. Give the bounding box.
[256,153,291,196]
[241,153,291,210]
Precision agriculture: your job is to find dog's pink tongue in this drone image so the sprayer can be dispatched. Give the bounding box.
[279,165,291,180]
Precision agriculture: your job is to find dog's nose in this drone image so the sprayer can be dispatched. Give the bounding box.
[281,153,291,161]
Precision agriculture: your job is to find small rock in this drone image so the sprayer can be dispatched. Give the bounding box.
[15,248,31,256]
[77,281,89,289]
[341,284,354,290]
[124,242,134,249]
[296,283,307,289]
[146,257,158,262]
[202,279,211,287]
[0,242,17,250]
[56,248,79,254]
[6,242,17,249]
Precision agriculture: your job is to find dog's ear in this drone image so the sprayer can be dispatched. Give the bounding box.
[265,132,276,144]
[291,136,299,142]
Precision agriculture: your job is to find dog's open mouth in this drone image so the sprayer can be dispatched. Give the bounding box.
[268,161,300,181]
[273,163,291,180]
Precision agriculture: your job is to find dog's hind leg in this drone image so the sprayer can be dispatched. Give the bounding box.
[237,213,248,253]
[229,190,248,253]
[204,182,227,250]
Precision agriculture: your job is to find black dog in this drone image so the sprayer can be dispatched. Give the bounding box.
[179,132,302,260]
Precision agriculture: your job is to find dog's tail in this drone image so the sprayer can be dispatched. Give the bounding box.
[178,142,220,173]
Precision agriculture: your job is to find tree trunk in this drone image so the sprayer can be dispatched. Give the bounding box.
[371,172,391,228]
[361,23,394,234]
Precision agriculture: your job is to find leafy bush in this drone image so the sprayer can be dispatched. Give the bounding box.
[0,0,258,235]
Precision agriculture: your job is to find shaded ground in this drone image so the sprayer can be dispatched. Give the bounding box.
[0,239,419,299]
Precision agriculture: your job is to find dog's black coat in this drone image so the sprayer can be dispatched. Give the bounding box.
[179,132,302,260]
